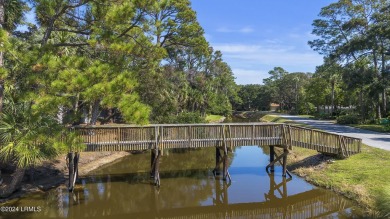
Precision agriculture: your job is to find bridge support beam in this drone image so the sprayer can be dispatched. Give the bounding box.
[67,152,80,192]
[222,151,230,181]
[213,147,231,182]
[282,148,288,177]
[269,146,275,172]
[214,148,222,175]
[150,149,161,186]
[266,147,291,178]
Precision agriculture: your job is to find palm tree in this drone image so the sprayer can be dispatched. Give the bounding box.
[0,93,63,198]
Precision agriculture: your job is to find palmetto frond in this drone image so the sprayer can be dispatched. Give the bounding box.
[0,95,64,168]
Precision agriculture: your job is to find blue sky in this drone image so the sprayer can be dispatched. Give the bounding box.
[191,0,336,85]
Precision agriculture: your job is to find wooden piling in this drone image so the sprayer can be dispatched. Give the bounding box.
[154,150,161,186]
[150,150,156,178]
[67,152,79,192]
[269,146,275,172]
[214,148,222,176]
[282,148,288,177]
[67,152,74,192]
[222,153,228,181]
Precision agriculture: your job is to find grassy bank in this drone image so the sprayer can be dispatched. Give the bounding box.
[350,124,390,133]
[263,114,390,217]
[260,114,295,123]
[205,114,225,123]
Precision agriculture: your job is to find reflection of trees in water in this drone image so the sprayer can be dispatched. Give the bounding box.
[63,170,215,217]
[7,147,364,218]
[34,171,360,218]
[161,148,215,171]
[92,148,223,175]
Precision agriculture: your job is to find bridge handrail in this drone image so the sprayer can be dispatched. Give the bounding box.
[72,123,285,128]
[71,123,361,156]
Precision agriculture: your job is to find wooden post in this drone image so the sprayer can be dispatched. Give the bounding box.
[151,126,159,178]
[222,129,231,182]
[150,150,156,178]
[282,148,288,177]
[67,152,79,192]
[188,126,192,147]
[251,125,255,145]
[74,152,79,185]
[117,127,120,146]
[67,152,74,192]
[269,146,275,172]
[309,129,313,148]
[214,148,222,176]
[150,149,161,186]
[154,150,161,186]
[222,152,228,181]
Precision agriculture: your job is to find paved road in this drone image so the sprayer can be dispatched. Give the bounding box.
[278,115,390,151]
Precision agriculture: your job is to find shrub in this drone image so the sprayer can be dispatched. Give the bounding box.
[298,102,316,115]
[336,114,360,124]
[314,112,333,120]
[158,112,206,124]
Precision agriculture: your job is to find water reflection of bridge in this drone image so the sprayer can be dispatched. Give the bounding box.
[62,173,354,219]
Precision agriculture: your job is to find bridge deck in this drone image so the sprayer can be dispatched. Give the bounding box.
[73,123,361,156]
[65,123,362,191]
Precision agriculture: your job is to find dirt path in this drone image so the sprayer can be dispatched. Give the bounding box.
[279,114,390,151]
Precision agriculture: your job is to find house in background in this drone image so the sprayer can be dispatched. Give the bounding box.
[270,103,279,112]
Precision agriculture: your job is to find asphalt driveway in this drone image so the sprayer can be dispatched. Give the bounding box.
[278,115,390,151]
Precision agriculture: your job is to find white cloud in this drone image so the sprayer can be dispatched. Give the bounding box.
[232,69,268,85]
[239,27,254,33]
[214,42,322,71]
[214,44,261,53]
[216,26,254,33]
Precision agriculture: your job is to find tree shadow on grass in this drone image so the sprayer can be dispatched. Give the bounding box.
[288,154,335,171]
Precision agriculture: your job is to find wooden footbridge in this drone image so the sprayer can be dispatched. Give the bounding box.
[66,123,361,191]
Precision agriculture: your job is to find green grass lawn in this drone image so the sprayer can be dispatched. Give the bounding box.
[260,114,293,123]
[350,124,390,133]
[291,145,390,217]
[205,114,225,123]
[260,114,312,128]
[262,113,390,217]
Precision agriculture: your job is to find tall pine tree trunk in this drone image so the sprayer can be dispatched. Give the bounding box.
[381,49,387,116]
[331,80,335,115]
[373,49,382,120]
[0,0,5,187]
[88,100,100,125]
[360,88,365,121]
[0,0,4,114]
[383,89,387,116]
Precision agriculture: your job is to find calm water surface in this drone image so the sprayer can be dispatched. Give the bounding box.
[2,146,365,219]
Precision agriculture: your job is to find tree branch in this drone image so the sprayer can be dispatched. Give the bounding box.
[53,28,91,35]
[53,43,89,47]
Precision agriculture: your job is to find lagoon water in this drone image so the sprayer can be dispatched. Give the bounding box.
[1,146,364,219]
